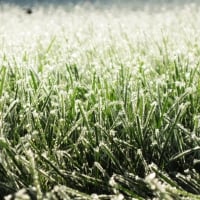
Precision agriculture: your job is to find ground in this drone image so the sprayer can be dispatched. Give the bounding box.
[1,2,200,200]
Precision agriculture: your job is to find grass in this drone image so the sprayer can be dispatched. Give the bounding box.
[1,2,200,199]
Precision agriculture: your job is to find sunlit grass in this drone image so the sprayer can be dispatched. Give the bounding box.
[1,3,200,199]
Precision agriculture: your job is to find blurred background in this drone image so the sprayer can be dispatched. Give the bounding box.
[0,0,198,16]
[0,0,198,6]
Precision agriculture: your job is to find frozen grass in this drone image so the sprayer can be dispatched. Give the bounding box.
[1,3,200,199]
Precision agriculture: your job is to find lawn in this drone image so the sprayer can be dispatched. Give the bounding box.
[1,2,200,199]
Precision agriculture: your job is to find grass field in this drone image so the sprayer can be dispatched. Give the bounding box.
[1,2,200,199]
